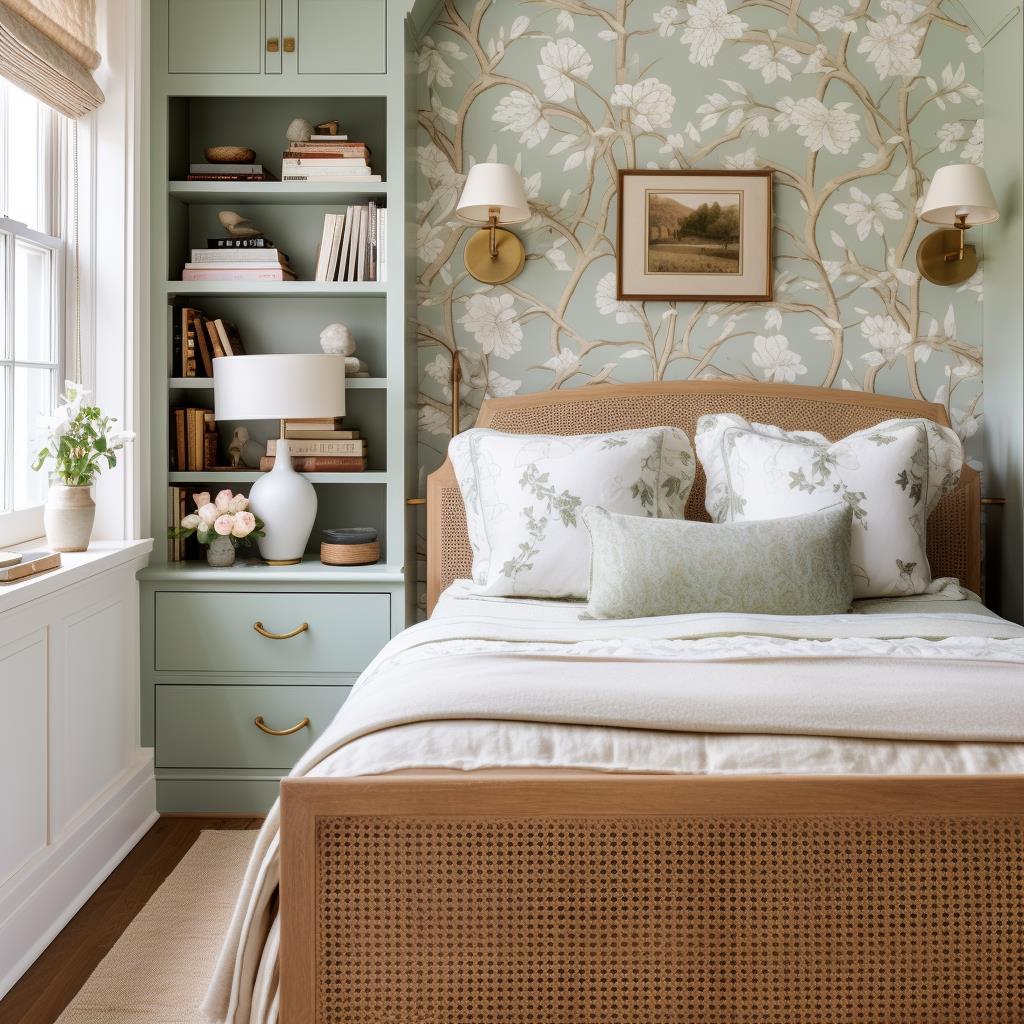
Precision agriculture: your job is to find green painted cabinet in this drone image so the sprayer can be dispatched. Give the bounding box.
[165,0,386,77]
[167,0,266,74]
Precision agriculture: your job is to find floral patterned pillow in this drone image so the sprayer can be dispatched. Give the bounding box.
[449,426,695,599]
[695,414,962,598]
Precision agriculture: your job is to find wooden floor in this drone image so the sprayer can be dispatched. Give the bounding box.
[0,816,262,1024]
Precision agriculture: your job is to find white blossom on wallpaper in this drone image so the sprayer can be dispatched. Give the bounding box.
[415,0,984,474]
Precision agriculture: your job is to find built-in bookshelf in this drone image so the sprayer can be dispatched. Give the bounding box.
[144,1,415,608]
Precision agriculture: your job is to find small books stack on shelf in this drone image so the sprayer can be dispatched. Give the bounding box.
[281,134,380,183]
[186,162,271,182]
[183,242,296,282]
[167,487,204,561]
[260,419,367,472]
[170,407,220,471]
[314,205,386,282]
[173,307,246,377]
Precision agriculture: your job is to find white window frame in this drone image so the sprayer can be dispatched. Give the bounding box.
[0,91,66,548]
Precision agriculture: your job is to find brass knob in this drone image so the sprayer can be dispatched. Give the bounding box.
[283,36,295,52]
[266,37,279,52]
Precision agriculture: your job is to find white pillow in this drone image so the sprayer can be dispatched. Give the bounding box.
[695,414,962,598]
[450,426,695,598]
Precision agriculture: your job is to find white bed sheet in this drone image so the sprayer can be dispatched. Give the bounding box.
[351,579,1021,780]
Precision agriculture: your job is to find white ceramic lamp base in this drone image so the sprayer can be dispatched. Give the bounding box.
[248,438,317,564]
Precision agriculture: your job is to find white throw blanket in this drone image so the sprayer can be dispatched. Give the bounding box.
[203,607,1024,1024]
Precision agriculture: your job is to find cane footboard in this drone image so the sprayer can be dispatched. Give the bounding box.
[280,772,1024,1023]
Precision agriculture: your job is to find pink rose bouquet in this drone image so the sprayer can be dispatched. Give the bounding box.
[169,489,265,550]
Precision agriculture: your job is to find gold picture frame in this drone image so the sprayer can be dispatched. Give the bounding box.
[617,169,773,302]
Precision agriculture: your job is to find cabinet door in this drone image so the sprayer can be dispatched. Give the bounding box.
[295,0,385,75]
[168,0,265,74]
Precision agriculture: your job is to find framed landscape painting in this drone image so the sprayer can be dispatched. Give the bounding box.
[617,170,773,302]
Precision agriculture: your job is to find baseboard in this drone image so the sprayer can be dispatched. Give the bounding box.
[157,777,281,814]
[0,752,157,999]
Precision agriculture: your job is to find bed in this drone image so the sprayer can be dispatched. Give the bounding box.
[205,382,1024,1024]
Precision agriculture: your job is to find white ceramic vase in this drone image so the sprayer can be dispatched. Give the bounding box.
[248,438,317,564]
[206,534,237,567]
[44,484,96,552]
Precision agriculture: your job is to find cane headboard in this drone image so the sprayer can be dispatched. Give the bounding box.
[425,381,980,614]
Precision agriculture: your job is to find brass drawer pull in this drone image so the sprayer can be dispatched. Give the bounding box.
[253,620,309,640]
[254,715,310,737]
[283,36,295,52]
[266,37,279,52]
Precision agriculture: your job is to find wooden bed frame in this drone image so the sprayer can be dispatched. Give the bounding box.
[281,382,1020,1024]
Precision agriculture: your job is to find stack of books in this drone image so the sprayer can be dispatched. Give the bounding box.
[186,161,271,182]
[170,407,220,471]
[167,487,206,561]
[281,134,380,183]
[260,419,367,472]
[183,241,296,282]
[314,205,386,282]
[173,308,246,377]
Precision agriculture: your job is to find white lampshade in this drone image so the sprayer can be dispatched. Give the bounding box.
[213,353,346,421]
[456,162,531,225]
[920,163,999,225]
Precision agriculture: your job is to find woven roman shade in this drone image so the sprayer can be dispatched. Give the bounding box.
[0,0,103,117]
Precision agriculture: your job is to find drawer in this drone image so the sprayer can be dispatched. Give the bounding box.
[154,591,389,674]
[156,684,349,769]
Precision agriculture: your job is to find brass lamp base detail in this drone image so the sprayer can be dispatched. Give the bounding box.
[264,557,303,565]
[916,227,977,285]
[464,227,525,284]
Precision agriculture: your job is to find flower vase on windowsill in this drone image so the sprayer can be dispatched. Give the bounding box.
[169,489,265,567]
[32,382,135,552]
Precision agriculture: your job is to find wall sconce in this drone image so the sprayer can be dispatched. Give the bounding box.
[456,162,531,285]
[917,163,999,286]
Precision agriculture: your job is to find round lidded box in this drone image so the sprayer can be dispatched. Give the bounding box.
[320,527,380,566]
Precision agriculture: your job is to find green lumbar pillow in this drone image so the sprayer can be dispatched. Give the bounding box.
[582,504,853,619]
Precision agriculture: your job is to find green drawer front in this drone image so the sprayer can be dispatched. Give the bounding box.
[156,684,349,769]
[154,591,389,674]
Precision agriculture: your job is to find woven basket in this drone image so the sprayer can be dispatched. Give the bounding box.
[320,528,379,566]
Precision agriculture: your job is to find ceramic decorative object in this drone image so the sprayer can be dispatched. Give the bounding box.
[44,484,96,552]
[285,117,313,143]
[228,426,266,469]
[314,120,340,136]
[205,146,257,163]
[319,322,356,356]
[206,534,237,567]
[218,210,263,239]
[248,438,318,564]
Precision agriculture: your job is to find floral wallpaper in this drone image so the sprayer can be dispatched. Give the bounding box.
[414,0,985,487]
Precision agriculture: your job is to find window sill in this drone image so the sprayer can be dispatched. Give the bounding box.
[0,538,153,616]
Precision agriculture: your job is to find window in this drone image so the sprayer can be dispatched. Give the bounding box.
[0,79,64,542]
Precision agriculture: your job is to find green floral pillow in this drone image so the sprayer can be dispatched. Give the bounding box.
[449,426,695,598]
[582,505,853,619]
[695,414,962,598]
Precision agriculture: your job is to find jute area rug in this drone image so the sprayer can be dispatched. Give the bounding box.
[56,830,257,1023]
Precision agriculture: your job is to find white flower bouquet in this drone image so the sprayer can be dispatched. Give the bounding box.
[169,489,264,549]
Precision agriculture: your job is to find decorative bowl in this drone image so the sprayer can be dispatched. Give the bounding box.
[204,146,257,163]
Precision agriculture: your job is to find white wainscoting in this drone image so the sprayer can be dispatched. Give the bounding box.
[0,541,155,998]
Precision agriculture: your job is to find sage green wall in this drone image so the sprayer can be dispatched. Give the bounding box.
[975,1,1022,622]
[414,0,986,464]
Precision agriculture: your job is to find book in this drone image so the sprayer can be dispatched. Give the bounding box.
[181,267,296,281]
[185,174,269,182]
[326,213,345,281]
[267,438,366,457]
[310,133,349,141]
[283,416,346,430]
[287,142,369,155]
[0,550,61,584]
[192,311,214,376]
[184,261,291,271]
[314,214,338,282]
[213,319,246,356]
[206,238,276,248]
[259,455,367,472]
[189,162,264,175]
[356,205,369,282]
[284,428,359,440]
[189,248,290,264]
[281,157,370,166]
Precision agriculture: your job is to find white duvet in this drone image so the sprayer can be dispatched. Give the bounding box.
[203,586,1024,1024]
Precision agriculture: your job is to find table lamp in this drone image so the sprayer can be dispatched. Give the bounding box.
[213,354,346,564]
[918,163,999,285]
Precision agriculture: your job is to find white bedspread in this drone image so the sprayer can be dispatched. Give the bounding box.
[203,593,1024,1024]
